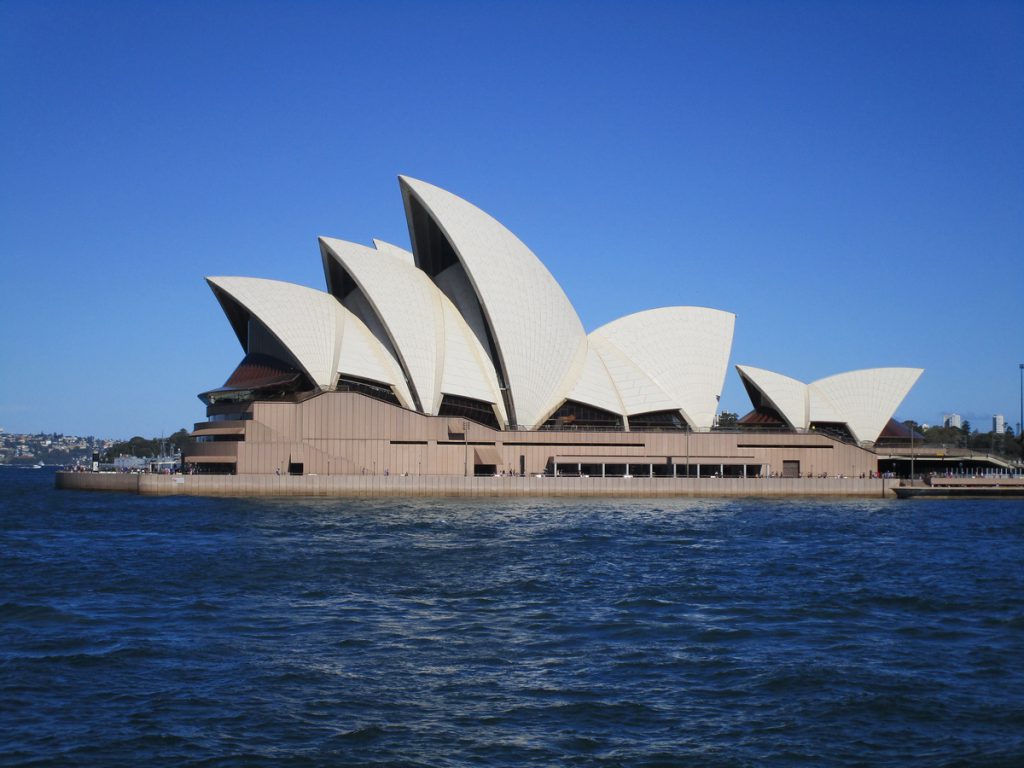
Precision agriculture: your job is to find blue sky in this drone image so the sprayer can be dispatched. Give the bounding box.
[1,0,1021,438]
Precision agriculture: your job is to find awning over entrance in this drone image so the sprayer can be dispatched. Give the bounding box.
[474,446,503,465]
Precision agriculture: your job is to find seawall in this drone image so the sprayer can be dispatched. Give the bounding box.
[56,472,898,498]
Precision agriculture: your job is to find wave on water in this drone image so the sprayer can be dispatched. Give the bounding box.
[1,469,1022,766]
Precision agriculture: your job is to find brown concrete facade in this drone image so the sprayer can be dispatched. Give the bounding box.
[184,391,881,480]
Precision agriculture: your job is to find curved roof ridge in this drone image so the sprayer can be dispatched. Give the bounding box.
[399,175,588,428]
[438,297,509,426]
[320,236,507,422]
[206,276,343,390]
[809,367,923,443]
[591,304,735,329]
[320,237,441,412]
[206,275,413,407]
[591,307,735,430]
[558,343,627,420]
[588,335,677,417]
[735,364,808,429]
[372,238,416,265]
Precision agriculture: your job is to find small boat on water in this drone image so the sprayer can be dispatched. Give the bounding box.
[32,462,44,469]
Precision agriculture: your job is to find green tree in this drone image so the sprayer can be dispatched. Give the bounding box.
[168,428,191,453]
[717,412,738,428]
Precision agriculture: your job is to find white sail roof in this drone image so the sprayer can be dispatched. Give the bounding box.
[807,386,844,425]
[439,298,508,425]
[372,239,416,266]
[320,237,443,413]
[737,363,924,442]
[810,367,923,443]
[588,336,677,416]
[562,344,627,418]
[320,237,507,423]
[206,276,343,390]
[735,365,808,429]
[400,176,588,428]
[591,307,735,430]
[206,276,412,406]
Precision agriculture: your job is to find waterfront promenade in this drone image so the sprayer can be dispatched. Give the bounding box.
[56,471,897,498]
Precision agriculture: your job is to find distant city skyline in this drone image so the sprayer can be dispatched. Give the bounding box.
[1,1,1021,437]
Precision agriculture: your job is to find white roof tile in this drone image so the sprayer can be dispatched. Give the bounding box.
[810,368,923,443]
[400,176,587,428]
[320,237,506,423]
[206,276,412,407]
[591,307,735,430]
[735,365,808,429]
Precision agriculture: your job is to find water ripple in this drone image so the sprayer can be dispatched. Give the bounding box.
[1,470,1022,766]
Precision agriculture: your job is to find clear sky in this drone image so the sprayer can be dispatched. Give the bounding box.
[1,0,1022,439]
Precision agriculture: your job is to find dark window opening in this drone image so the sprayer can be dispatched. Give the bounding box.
[504,441,645,447]
[288,462,303,476]
[190,462,236,475]
[541,400,624,431]
[438,394,500,429]
[809,422,855,443]
[322,243,357,299]
[474,464,496,477]
[629,410,689,431]
[408,193,460,278]
[210,285,252,349]
[336,376,401,406]
[207,412,253,422]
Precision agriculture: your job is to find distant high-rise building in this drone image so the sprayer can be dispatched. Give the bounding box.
[993,414,1005,434]
[944,413,962,429]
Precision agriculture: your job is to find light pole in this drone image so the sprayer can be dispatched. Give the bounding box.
[910,421,915,482]
[685,425,690,479]
[463,419,470,478]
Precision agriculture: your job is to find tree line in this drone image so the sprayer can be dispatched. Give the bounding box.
[102,429,191,461]
[904,421,1022,460]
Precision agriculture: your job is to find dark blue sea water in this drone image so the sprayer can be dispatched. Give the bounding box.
[2,468,1023,767]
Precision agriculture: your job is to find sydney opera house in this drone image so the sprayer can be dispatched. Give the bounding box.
[184,176,922,479]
